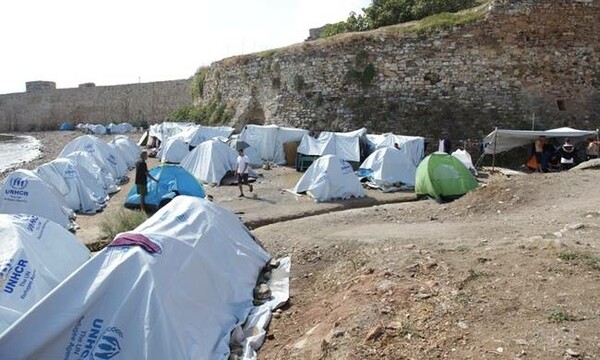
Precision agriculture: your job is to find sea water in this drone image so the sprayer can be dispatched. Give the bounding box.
[0,134,41,173]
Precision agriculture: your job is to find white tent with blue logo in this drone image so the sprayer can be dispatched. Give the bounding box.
[58,135,128,182]
[0,214,90,334]
[63,151,120,194]
[0,196,271,360]
[0,169,75,230]
[108,135,140,169]
[157,138,190,164]
[290,154,365,202]
[35,158,107,214]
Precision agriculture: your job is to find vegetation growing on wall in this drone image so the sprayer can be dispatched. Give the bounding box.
[168,99,232,125]
[347,51,376,88]
[321,0,482,38]
[191,67,208,100]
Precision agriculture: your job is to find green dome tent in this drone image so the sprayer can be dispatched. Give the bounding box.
[415,152,478,202]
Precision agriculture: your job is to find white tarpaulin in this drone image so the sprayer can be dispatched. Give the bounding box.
[148,122,194,142]
[291,155,365,202]
[239,125,308,165]
[64,151,120,194]
[157,138,190,164]
[228,139,263,168]
[298,128,367,162]
[483,127,597,154]
[0,214,90,333]
[109,135,141,169]
[358,147,417,188]
[59,135,129,182]
[107,123,134,134]
[0,196,271,360]
[0,170,75,229]
[452,149,476,173]
[35,158,107,214]
[365,133,425,167]
[174,125,235,147]
[181,139,238,185]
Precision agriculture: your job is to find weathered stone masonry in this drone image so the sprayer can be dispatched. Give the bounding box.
[201,0,599,142]
[0,79,192,132]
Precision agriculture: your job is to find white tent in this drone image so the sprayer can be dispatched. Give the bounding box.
[181,139,238,185]
[109,135,140,169]
[0,196,271,360]
[365,133,425,167]
[173,125,235,147]
[239,125,308,165]
[64,151,120,194]
[148,122,194,143]
[35,158,107,214]
[0,170,75,229]
[108,123,134,134]
[297,128,367,162]
[0,214,90,333]
[482,127,597,154]
[228,138,263,168]
[59,135,129,182]
[358,147,417,188]
[291,155,365,202]
[452,149,477,174]
[157,138,190,163]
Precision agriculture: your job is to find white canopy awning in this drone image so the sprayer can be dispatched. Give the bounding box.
[482,127,597,154]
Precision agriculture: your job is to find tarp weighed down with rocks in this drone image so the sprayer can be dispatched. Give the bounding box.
[0,214,90,333]
[0,169,75,229]
[0,196,271,360]
[482,127,597,155]
[291,155,365,202]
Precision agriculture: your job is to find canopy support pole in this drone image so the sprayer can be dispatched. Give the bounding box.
[597,129,599,159]
[492,127,498,171]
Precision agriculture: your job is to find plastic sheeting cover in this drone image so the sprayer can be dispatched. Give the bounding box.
[0,196,271,360]
[0,214,90,333]
[181,139,238,185]
[358,147,417,187]
[291,155,365,202]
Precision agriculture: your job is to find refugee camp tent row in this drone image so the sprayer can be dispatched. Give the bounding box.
[0,213,90,333]
[291,155,366,202]
[0,196,274,360]
[76,123,135,135]
[239,124,309,165]
[124,164,206,211]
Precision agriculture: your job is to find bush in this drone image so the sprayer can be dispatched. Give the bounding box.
[320,0,482,38]
[99,210,148,241]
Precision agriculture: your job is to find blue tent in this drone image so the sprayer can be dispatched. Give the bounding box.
[59,122,76,131]
[124,164,206,211]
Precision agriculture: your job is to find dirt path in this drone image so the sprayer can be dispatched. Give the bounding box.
[254,170,600,359]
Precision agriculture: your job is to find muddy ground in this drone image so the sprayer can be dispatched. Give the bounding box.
[5,131,600,359]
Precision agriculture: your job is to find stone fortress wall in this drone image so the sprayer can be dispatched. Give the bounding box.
[0,79,192,132]
[199,0,599,142]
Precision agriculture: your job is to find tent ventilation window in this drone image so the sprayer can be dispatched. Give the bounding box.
[556,99,566,111]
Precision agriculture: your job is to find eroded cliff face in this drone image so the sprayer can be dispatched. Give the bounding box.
[199,0,599,141]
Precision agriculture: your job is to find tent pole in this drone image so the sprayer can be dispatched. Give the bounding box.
[492,127,498,171]
[596,129,599,159]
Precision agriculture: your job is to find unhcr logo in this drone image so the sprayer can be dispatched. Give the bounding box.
[9,177,28,190]
[84,144,95,153]
[79,319,123,360]
[107,155,117,166]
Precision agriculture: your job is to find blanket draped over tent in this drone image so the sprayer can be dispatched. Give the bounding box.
[0,196,270,360]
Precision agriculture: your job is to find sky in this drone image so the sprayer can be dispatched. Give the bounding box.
[0,0,371,95]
